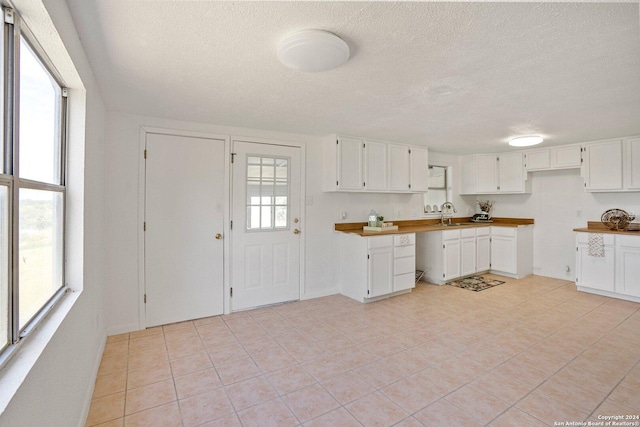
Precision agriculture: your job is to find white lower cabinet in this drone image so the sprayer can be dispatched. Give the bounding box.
[460,229,477,277]
[576,232,640,301]
[490,226,533,278]
[337,233,415,302]
[476,228,491,272]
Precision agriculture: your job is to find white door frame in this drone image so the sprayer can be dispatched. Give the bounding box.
[230,136,306,310]
[137,126,231,329]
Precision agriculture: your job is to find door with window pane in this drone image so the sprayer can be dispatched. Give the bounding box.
[231,141,301,311]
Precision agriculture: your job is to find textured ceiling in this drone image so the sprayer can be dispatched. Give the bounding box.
[65,1,640,154]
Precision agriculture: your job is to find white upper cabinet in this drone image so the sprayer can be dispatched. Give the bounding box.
[498,152,526,192]
[324,135,428,193]
[389,144,410,191]
[461,153,529,194]
[524,144,582,172]
[626,137,640,190]
[364,140,388,191]
[583,139,623,191]
[409,146,429,192]
[475,155,499,193]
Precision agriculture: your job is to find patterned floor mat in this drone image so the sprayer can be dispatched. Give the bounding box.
[447,275,506,291]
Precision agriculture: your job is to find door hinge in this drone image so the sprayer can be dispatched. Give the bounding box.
[144,222,146,231]
[496,157,500,161]
[62,88,69,98]
[230,220,233,230]
[367,254,370,259]
[443,244,445,249]
[144,149,147,159]
[442,273,445,278]
[576,247,578,252]
[336,181,339,186]
[576,277,578,283]
[409,149,412,154]
[231,153,236,163]
[363,182,366,187]
[367,290,370,295]
[144,294,147,304]
[408,184,411,189]
[363,143,366,148]
[336,139,339,145]
[230,287,233,297]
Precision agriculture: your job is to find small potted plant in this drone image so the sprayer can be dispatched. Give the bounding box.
[478,200,493,218]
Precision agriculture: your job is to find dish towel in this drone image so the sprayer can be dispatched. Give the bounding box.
[588,233,605,257]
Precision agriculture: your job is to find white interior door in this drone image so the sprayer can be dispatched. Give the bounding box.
[145,133,225,327]
[231,141,301,311]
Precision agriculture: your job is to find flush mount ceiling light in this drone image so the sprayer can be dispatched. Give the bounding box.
[509,135,544,147]
[277,30,350,72]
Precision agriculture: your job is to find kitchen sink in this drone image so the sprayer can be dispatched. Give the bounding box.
[441,222,476,226]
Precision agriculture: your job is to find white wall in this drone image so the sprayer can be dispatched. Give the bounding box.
[465,168,640,280]
[104,113,440,333]
[0,0,106,426]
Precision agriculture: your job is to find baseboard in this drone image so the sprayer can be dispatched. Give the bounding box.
[300,286,339,301]
[106,321,142,336]
[78,331,107,427]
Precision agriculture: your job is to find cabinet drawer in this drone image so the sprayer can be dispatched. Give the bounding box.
[394,256,415,275]
[476,227,490,237]
[576,232,614,246]
[368,235,394,249]
[491,227,516,237]
[394,233,415,246]
[394,272,414,291]
[618,235,640,248]
[443,229,460,240]
[394,245,415,258]
[461,228,476,238]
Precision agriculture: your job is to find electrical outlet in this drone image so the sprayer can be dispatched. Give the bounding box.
[341,211,347,220]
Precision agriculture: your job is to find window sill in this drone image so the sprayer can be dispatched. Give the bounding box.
[0,289,81,414]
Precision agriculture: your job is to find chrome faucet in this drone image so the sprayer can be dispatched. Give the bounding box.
[440,202,457,225]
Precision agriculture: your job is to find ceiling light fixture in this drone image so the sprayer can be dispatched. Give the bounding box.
[509,135,544,147]
[277,30,350,72]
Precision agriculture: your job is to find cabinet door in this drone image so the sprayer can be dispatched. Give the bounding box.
[443,239,461,281]
[459,155,476,195]
[460,237,476,277]
[498,153,525,192]
[576,243,615,292]
[389,144,410,191]
[476,234,491,272]
[627,138,640,190]
[524,149,550,171]
[551,145,582,169]
[364,140,388,191]
[616,236,640,297]
[475,155,498,193]
[584,140,623,191]
[337,137,364,191]
[368,247,393,297]
[491,236,516,274]
[409,146,429,192]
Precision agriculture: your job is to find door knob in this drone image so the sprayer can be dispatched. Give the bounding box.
[293,229,300,235]
[215,233,222,240]
[294,218,299,223]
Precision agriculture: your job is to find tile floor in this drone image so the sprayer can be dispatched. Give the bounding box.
[87,275,640,426]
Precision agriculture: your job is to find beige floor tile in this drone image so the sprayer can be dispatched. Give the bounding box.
[166,336,204,360]
[537,375,608,413]
[593,398,640,420]
[129,327,163,340]
[279,383,338,423]
[445,384,511,425]
[107,333,130,344]
[128,347,168,371]
[353,359,405,389]
[207,341,249,365]
[609,375,640,408]
[123,401,181,427]
[489,408,547,427]
[124,379,176,415]
[216,357,261,385]
[303,407,361,427]
[266,364,316,396]
[170,350,213,377]
[332,345,378,370]
[127,334,165,353]
[86,392,126,426]
[174,367,223,399]
[103,341,130,358]
[237,398,298,427]
[320,372,375,404]
[381,377,440,414]
[469,371,532,405]
[225,375,278,411]
[127,360,172,390]
[252,347,297,373]
[516,389,589,425]
[345,391,408,427]
[91,371,127,400]
[301,355,348,382]
[198,412,242,427]
[98,354,128,376]
[393,416,425,427]
[162,320,195,334]
[414,399,483,427]
[178,388,235,427]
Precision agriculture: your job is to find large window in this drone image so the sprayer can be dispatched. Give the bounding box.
[424,165,449,213]
[1,8,67,356]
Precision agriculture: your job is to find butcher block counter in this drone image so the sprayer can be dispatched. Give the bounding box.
[573,221,640,236]
[335,217,534,236]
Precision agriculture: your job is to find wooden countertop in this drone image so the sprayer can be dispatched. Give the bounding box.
[335,217,534,236]
[574,221,640,236]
